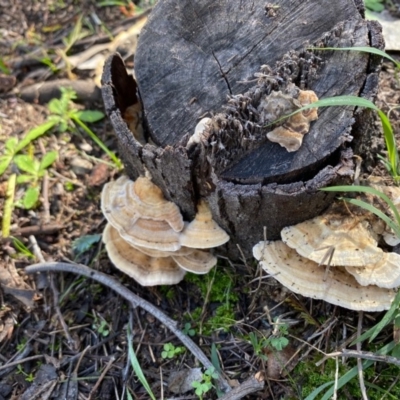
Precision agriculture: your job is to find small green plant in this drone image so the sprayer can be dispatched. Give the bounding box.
[92,314,110,337]
[161,342,185,359]
[47,87,121,168]
[192,367,219,400]
[16,365,35,382]
[14,150,58,209]
[182,322,196,336]
[249,332,268,361]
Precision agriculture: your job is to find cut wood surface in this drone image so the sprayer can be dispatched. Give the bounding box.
[102,0,383,259]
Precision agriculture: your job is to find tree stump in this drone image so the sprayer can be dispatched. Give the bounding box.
[101,0,384,259]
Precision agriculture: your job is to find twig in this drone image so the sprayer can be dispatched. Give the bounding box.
[333,356,339,400]
[88,356,116,400]
[357,312,368,400]
[0,353,43,373]
[218,373,264,400]
[42,171,51,224]
[322,350,400,367]
[12,223,63,237]
[25,262,231,394]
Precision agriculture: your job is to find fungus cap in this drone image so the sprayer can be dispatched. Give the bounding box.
[281,216,383,267]
[253,240,395,311]
[187,117,211,147]
[101,176,140,228]
[267,126,304,152]
[130,176,184,232]
[179,200,230,249]
[118,217,182,252]
[345,251,400,289]
[172,249,217,274]
[297,90,319,121]
[103,224,186,286]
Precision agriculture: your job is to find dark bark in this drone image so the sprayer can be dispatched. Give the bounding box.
[101,0,383,259]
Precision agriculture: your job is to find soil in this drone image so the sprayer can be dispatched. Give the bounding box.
[1,1,400,399]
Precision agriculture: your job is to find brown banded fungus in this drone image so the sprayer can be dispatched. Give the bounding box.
[253,240,396,312]
[180,200,230,249]
[101,176,230,286]
[281,215,383,267]
[103,224,186,286]
[263,88,319,152]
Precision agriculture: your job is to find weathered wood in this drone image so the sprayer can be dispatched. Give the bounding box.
[101,0,383,259]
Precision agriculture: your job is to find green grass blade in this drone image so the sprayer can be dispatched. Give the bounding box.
[352,290,400,345]
[269,94,398,179]
[321,185,400,229]
[306,341,396,400]
[71,115,122,169]
[126,326,156,400]
[308,46,400,69]
[342,198,400,238]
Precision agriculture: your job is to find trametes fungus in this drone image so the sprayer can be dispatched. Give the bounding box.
[253,240,396,312]
[263,89,319,152]
[281,215,383,267]
[180,200,230,249]
[103,224,186,286]
[101,175,230,285]
[254,192,400,311]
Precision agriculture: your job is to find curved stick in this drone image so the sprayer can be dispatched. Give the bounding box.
[25,262,231,394]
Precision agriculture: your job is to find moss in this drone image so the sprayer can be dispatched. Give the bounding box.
[184,267,238,303]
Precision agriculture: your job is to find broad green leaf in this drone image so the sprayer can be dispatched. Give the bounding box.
[72,234,102,255]
[22,187,40,209]
[0,155,13,176]
[5,137,18,152]
[16,174,35,184]
[74,110,105,123]
[47,98,64,115]
[14,155,36,174]
[16,121,57,152]
[39,151,58,171]
[2,173,16,237]
[58,120,69,133]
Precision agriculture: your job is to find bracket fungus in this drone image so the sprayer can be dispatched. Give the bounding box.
[253,240,396,312]
[103,224,186,286]
[263,88,319,152]
[180,200,230,249]
[254,192,400,311]
[281,215,383,267]
[101,175,230,285]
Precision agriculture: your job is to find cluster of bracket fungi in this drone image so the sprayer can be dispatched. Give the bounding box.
[190,86,319,154]
[253,185,400,312]
[101,175,230,286]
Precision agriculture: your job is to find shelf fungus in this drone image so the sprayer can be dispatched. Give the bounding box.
[180,200,230,249]
[253,240,396,312]
[103,224,186,286]
[253,197,400,311]
[262,89,319,152]
[101,175,230,285]
[281,215,383,267]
